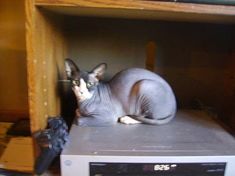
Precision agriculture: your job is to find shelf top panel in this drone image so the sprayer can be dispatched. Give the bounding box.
[35,0,235,23]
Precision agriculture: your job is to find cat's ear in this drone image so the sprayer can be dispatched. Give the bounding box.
[91,63,107,79]
[64,58,80,80]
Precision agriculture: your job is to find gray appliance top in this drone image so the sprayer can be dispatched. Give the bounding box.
[62,110,235,156]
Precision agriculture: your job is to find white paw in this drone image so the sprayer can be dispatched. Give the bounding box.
[119,116,141,125]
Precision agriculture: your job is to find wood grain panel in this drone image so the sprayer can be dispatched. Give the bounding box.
[34,0,235,23]
[146,41,156,71]
[26,0,46,132]
[25,0,67,132]
[0,0,29,121]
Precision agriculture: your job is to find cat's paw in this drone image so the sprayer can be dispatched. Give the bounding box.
[119,116,141,125]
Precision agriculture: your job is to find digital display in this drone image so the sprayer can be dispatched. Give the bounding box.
[90,162,226,176]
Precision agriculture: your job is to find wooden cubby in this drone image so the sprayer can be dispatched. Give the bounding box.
[25,0,235,136]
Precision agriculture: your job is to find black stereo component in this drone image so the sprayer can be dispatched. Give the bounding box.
[90,162,226,176]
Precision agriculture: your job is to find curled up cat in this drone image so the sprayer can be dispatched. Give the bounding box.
[65,58,177,126]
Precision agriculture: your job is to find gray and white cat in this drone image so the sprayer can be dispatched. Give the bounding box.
[65,58,176,126]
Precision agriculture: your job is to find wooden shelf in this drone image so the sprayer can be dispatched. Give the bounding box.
[35,0,235,23]
[26,0,235,132]
[24,0,235,168]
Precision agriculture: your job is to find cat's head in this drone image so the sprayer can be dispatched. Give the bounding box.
[64,58,107,102]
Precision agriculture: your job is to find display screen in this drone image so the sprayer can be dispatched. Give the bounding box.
[90,162,226,176]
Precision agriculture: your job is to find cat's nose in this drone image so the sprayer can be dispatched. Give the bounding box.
[73,86,79,91]
[73,86,83,96]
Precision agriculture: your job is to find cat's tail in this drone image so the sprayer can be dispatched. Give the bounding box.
[133,114,175,125]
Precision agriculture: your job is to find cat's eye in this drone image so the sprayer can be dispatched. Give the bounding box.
[86,82,94,88]
[72,80,79,86]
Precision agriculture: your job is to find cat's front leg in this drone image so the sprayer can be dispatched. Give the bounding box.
[73,109,81,125]
[74,110,93,126]
[77,115,116,127]
[77,116,93,127]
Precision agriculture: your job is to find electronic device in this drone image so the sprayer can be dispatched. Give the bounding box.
[61,110,235,176]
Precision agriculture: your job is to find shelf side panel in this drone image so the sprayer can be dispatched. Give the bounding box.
[25,0,67,132]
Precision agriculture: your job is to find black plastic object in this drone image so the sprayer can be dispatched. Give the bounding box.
[34,117,69,175]
[7,118,31,136]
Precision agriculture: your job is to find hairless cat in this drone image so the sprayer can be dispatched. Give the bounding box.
[65,58,176,126]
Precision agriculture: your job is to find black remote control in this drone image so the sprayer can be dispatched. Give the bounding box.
[34,117,69,175]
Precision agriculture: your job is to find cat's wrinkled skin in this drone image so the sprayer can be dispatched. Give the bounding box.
[65,58,177,126]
